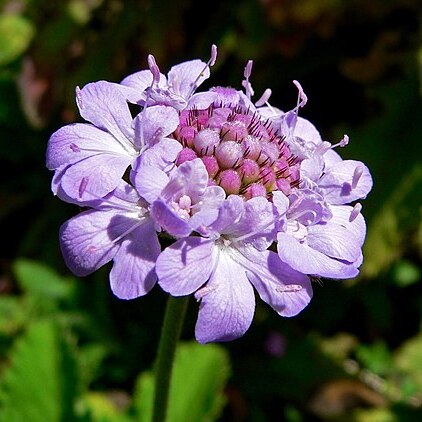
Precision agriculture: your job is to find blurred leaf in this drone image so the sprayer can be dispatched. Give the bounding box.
[134,341,231,422]
[356,341,392,376]
[13,258,72,300]
[394,332,422,392]
[82,392,132,422]
[362,164,422,278]
[352,407,397,422]
[0,14,34,66]
[0,319,79,421]
[0,297,26,335]
[391,260,421,287]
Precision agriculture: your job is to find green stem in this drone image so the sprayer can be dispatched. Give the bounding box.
[152,295,189,422]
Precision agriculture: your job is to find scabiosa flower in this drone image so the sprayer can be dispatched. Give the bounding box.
[156,195,312,343]
[59,181,161,299]
[46,82,181,202]
[47,46,373,343]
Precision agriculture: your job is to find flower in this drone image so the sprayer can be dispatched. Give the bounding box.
[46,82,181,202]
[59,181,161,299]
[47,47,373,343]
[156,195,312,343]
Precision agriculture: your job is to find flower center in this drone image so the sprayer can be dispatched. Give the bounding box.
[171,103,300,199]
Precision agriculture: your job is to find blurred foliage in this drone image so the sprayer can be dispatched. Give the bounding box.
[1,0,422,420]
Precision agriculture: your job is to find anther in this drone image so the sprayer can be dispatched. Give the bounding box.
[349,203,362,222]
[352,166,363,189]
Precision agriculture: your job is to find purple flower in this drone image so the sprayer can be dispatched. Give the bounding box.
[47,48,373,343]
[121,46,218,111]
[133,158,226,238]
[46,81,181,202]
[59,182,160,299]
[156,195,312,343]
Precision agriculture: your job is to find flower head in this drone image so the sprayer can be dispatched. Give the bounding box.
[47,47,373,343]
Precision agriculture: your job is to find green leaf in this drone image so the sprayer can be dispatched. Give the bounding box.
[0,319,80,422]
[13,258,72,300]
[0,14,34,66]
[394,333,422,391]
[362,164,422,278]
[134,341,231,422]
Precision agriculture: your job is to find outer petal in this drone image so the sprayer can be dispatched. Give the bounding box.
[319,160,373,204]
[59,153,131,201]
[156,237,215,295]
[277,232,359,279]
[307,221,361,262]
[59,210,121,276]
[195,251,255,343]
[241,248,313,317]
[330,205,366,246]
[110,221,160,299]
[167,60,210,98]
[46,123,128,170]
[120,70,167,102]
[76,81,134,145]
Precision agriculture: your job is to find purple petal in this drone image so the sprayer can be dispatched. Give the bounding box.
[319,160,373,204]
[110,222,160,299]
[188,92,218,109]
[59,210,121,276]
[156,237,215,295]
[330,205,366,246]
[134,138,182,172]
[277,232,359,279]
[134,105,180,149]
[150,199,192,238]
[208,195,244,234]
[120,70,167,103]
[46,123,128,170]
[228,196,277,250]
[307,220,362,262]
[167,60,210,98]
[189,186,226,231]
[133,164,169,204]
[59,153,131,201]
[240,248,313,317]
[76,81,134,144]
[195,252,255,343]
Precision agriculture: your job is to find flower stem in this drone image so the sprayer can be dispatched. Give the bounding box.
[152,295,189,422]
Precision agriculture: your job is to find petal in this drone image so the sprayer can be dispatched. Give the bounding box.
[330,205,366,246]
[59,210,120,276]
[110,221,160,299]
[150,198,192,238]
[188,91,218,109]
[60,153,131,201]
[277,232,359,279]
[167,60,210,98]
[319,160,373,204]
[307,221,362,262]
[156,237,215,295]
[229,196,277,250]
[134,138,182,171]
[46,123,128,170]
[208,195,244,234]
[76,81,134,145]
[242,248,313,317]
[195,251,255,343]
[120,70,167,103]
[134,105,180,149]
[133,164,169,204]
[189,185,226,230]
